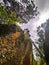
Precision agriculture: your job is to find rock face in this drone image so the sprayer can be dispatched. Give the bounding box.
[0,24,32,65]
[44,20,49,65]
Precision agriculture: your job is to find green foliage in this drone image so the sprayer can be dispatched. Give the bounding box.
[34,23,47,65]
[0,5,21,24]
[27,4,34,14]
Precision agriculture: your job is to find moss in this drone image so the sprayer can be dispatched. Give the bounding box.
[0,25,32,65]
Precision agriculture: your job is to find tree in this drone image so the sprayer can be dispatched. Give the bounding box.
[0,0,38,24]
[36,24,46,65]
[0,0,34,65]
[0,3,21,24]
[37,20,49,65]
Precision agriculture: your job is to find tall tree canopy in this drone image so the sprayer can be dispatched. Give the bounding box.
[0,0,38,24]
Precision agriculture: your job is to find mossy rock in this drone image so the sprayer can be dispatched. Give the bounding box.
[0,24,32,65]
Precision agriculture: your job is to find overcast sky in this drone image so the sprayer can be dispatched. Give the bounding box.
[34,0,49,12]
[0,0,49,36]
[19,0,49,38]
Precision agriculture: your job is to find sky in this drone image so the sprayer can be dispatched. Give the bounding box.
[18,0,49,60]
[18,0,49,39]
[34,0,49,11]
[18,0,49,40]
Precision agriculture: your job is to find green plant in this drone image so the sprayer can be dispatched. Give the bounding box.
[0,5,21,24]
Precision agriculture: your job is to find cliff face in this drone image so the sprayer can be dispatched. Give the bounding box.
[0,25,32,65]
[43,20,49,65]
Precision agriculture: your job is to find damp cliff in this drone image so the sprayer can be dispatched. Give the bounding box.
[0,24,32,65]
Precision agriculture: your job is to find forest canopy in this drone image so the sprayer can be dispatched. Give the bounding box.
[0,0,38,24]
